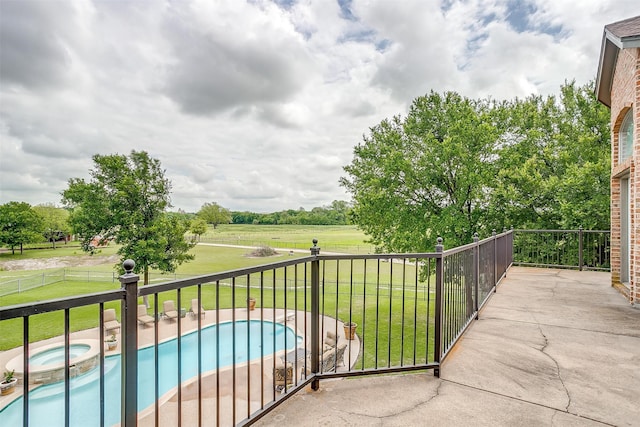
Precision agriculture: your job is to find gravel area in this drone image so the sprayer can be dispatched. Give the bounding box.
[0,254,119,271]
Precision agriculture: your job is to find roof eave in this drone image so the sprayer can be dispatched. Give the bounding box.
[595,35,617,108]
[606,28,640,48]
[619,36,640,48]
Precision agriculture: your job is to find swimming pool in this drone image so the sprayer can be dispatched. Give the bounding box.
[0,319,299,426]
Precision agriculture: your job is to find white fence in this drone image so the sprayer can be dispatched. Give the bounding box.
[0,269,197,297]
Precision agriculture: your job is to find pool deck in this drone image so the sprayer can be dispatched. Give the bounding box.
[0,306,360,424]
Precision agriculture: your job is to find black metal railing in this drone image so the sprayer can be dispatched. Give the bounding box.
[0,228,564,426]
[439,230,512,359]
[512,228,610,271]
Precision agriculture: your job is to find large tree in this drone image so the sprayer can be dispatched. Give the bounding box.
[0,202,43,254]
[341,91,500,251]
[33,204,71,249]
[62,151,195,287]
[197,202,231,229]
[488,81,610,231]
[342,81,610,252]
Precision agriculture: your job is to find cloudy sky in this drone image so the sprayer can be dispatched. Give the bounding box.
[0,0,637,213]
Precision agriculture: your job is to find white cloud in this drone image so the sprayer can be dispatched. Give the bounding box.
[1,0,638,212]
[161,0,316,115]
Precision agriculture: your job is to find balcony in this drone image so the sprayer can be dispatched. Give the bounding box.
[2,229,637,426]
[254,266,640,426]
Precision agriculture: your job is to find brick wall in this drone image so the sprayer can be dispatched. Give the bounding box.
[634,47,640,304]
[609,47,640,305]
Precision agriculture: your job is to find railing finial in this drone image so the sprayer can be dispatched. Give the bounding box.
[310,239,320,256]
[436,237,443,252]
[123,259,135,274]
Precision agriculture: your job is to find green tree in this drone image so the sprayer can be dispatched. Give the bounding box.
[341,91,500,251]
[554,81,610,230]
[62,151,195,288]
[328,200,351,224]
[0,202,43,254]
[33,204,71,249]
[231,211,259,224]
[189,218,208,241]
[488,81,610,231]
[197,202,231,228]
[487,94,561,229]
[343,82,610,253]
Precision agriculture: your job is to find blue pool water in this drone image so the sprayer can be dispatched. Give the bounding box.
[0,320,298,426]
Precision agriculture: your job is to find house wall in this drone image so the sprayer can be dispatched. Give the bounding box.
[609,46,640,304]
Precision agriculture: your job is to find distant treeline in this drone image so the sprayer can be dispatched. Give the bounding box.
[231,200,351,225]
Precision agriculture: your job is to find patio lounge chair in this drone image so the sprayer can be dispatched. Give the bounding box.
[163,300,178,321]
[316,342,347,373]
[323,330,338,349]
[320,347,337,373]
[103,309,120,335]
[137,304,155,327]
[334,342,348,367]
[302,331,346,375]
[189,298,205,318]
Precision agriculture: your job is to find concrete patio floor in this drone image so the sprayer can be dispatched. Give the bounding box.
[254,267,640,427]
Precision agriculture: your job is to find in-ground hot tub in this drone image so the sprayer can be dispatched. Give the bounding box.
[4,339,100,385]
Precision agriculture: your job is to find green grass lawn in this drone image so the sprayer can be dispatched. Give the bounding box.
[1,225,440,367]
[1,255,439,368]
[198,224,374,253]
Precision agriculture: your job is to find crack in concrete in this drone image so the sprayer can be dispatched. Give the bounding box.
[549,277,560,298]
[341,380,444,421]
[442,378,616,426]
[537,323,572,412]
[482,316,640,339]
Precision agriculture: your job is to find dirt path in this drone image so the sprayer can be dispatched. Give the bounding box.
[0,254,120,271]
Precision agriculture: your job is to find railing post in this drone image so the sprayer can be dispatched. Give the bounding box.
[509,227,514,267]
[502,227,508,276]
[310,239,321,390]
[434,237,443,378]
[492,230,497,292]
[473,233,479,318]
[119,259,139,427]
[578,226,584,271]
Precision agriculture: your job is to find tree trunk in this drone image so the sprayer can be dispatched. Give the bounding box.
[20,243,23,255]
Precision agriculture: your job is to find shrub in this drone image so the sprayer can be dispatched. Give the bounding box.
[249,246,278,257]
